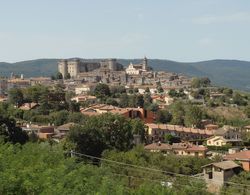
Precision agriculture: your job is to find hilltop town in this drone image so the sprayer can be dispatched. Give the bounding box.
[1,57,250,194]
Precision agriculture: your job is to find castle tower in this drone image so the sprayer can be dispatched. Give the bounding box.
[68,59,80,78]
[58,59,68,78]
[142,56,148,70]
[108,58,117,71]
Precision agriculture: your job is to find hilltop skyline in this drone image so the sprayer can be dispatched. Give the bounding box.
[1,0,250,62]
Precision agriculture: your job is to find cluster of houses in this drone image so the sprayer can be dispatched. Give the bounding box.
[0,59,250,191]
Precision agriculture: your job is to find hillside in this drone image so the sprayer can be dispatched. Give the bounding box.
[0,58,250,91]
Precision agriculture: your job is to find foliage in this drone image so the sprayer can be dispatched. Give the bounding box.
[65,113,134,157]
[184,104,203,128]
[130,119,147,143]
[8,88,24,107]
[93,83,110,99]
[169,101,185,126]
[103,146,212,175]
[191,77,211,88]
[0,142,211,195]
[221,171,250,194]
[64,72,71,79]
[0,115,28,144]
[55,72,63,80]
[245,105,250,118]
[164,134,181,144]
[156,110,172,124]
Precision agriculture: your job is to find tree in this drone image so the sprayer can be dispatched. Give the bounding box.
[157,86,164,93]
[233,93,247,106]
[147,103,159,112]
[135,95,144,108]
[156,110,172,124]
[184,104,203,128]
[0,115,28,144]
[56,72,63,80]
[130,119,147,143]
[64,72,71,79]
[128,95,136,107]
[110,85,126,97]
[244,105,250,118]
[65,113,134,157]
[94,83,110,99]
[50,110,69,126]
[68,101,80,112]
[169,101,185,125]
[191,77,211,88]
[145,87,150,93]
[119,94,129,108]
[68,112,86,124]
[164,134,181,144]
[106,98,118,106]
[8,88,24,107]
[168,89,178,97]
[223,88,233,96]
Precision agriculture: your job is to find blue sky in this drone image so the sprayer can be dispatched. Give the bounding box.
[1,0,250,62]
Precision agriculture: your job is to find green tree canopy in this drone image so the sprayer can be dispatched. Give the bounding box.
[8,88,24,107]
[94,83,110,99]
[65,113,134,157]
[0,115,28,144]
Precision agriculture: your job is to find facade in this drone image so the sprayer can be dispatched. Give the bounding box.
[54,122,76,139]
[146,123,214,141]
[206,126,242,146]
[30,77,52,86]
[125,57,148,75]
[58,58,123,79]
[206,136,242,146]
[80,104,155,123]
[202,161,241,187]
[58,57,191,89]
[7,78,30,89]
[71,95,97,104]
[144,142,208,157]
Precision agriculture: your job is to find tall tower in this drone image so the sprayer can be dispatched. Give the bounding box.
[58,59,68,78]
[142,56,148,70]
[108,58,117,71]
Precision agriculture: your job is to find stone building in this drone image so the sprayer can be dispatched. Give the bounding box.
[58,58,123,79]
[125,56,149,75]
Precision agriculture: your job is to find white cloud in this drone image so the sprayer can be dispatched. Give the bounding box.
[192,12,250,24]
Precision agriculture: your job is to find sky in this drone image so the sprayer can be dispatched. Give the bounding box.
[0,0,250,62]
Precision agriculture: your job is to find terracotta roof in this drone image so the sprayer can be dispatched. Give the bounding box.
[202,161,240,170]
[144,143,172,151]
[186,145,208,152]
[224,150,250,161]
[145,123,214,136]
[213,161,240,170]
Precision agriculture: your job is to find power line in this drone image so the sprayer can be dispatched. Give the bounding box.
[70,150,250,189]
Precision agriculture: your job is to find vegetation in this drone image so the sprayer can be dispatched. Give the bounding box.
[0,142,211,195]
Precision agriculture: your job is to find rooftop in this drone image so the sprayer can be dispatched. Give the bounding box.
[224,150,250,161]
[202,161,240,170]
